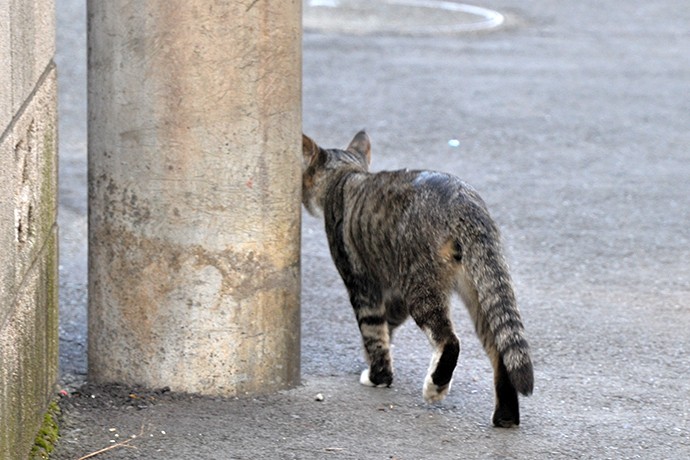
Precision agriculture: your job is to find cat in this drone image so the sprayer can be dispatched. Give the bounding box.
[302,130,534,427]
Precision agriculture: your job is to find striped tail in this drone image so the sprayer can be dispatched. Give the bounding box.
[456,219,534,396]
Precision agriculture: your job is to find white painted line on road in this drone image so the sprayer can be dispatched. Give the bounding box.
[309,0,340,7]
[389,0,504,31]
[306,0,505,33]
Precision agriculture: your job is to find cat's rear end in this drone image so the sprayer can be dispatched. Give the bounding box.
[444,184,534,426]
[302,131,533,427]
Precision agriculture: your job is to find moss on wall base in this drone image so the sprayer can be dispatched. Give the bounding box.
[30,401,60,460]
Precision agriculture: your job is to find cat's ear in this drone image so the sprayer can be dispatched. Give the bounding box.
[302,134,320,168]
[346,130,371,165]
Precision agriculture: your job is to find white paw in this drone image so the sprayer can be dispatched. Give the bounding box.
[360,369,388,388]
[423,374,452,403]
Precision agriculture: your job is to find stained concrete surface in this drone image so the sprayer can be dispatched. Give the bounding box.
[54,0,689,458]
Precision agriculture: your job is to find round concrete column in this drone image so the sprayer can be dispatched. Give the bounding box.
[87,1,301,395]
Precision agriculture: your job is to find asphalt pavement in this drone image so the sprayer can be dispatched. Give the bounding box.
[53,0,689,458]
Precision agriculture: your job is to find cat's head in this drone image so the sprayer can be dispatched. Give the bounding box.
[301,130,371,215]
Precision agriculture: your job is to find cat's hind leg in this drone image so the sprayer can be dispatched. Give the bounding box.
[455,266,521,427]
[410,294,460,403]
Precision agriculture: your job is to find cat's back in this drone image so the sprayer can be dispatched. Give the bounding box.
[350,168,488,221]
[331,167,501,291]
[342,168,490,251]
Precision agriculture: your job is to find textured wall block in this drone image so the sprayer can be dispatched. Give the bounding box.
[12,66,58,289]
[0,134,16,330]
[0,229,58,460]
[10,0,56,114]
[0,64,57,459]
[0,2,11,130]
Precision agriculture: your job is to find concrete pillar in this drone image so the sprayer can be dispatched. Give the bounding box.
[88,1,302,396]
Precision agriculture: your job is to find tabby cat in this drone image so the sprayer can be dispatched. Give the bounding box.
[302,131,534,427]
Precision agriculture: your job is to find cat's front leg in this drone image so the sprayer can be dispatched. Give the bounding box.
[359,368,390,387]
[350,291,394,387]
[357,314,394,387]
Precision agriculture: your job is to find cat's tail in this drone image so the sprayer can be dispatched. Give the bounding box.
[454,211,534,396]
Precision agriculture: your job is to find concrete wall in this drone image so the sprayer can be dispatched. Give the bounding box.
[0,1,59,459]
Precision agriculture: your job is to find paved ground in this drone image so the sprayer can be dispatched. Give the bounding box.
[53,0,689,458]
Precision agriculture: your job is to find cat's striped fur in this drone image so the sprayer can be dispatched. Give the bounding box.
[302,131,533,427]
